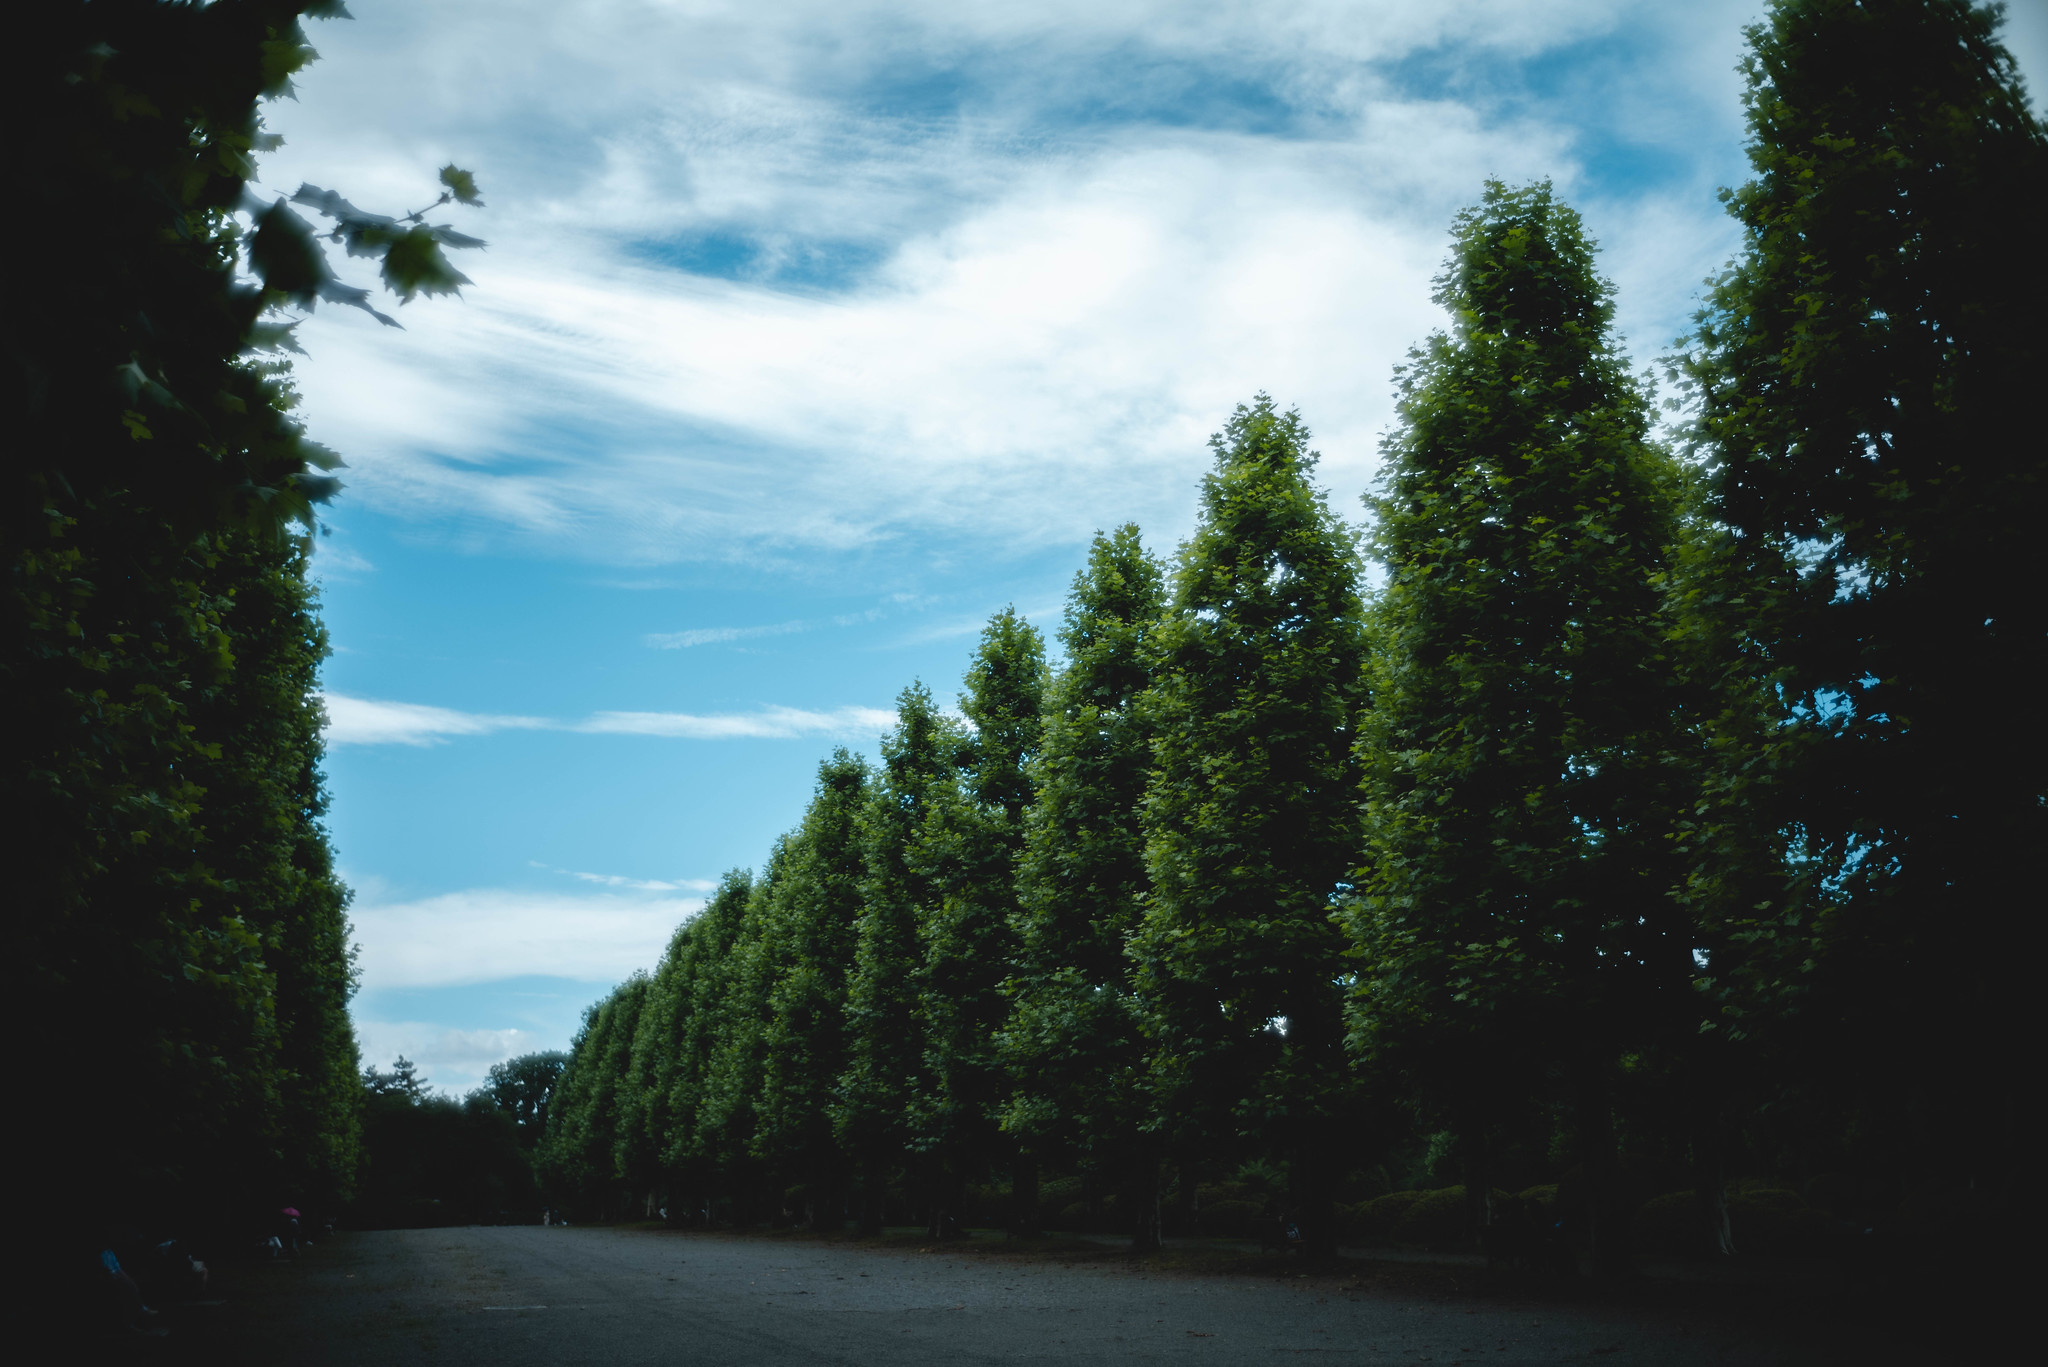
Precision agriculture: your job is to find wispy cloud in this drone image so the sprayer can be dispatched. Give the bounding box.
[260,0,1791,568]
[646,619,808,649]
[322,693,548,746]
[321,693,897,746]
[577,704,898,740]
[528,860,720,894]
[352,886,702,990]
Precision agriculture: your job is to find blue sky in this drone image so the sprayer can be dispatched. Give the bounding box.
[256,1,2047,1093]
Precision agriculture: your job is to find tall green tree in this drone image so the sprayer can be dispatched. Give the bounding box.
[540,975,650,1218]
[755,752,870,1225]
[1001,527,1167,1245]
[700,853,788,1220]
[1131,398,1368,1255]
[834,684,963,1231]
[1346,182,1693,1266]
[643,871,752,1215]
[10,2,482,1234]
[914,610,1047,1234]
[1680,0,2046,1187]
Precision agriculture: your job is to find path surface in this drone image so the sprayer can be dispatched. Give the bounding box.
[189,1225,1891,1366]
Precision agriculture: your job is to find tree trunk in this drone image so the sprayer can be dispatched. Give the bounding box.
[1690,1095,1735,1257]
[1128,1159,1163,1252]
[1009,1148,1041,1238]
[1462,1128,1494,1253]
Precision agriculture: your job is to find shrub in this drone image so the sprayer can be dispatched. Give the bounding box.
[1392,1186,1511,1251]
[1353,1189,1426,1243]
[1201,1198,1265,1238]
[1634,1190,1703,1256]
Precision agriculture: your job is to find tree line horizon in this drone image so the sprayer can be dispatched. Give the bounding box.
[529,0,2043,1263]
[12,0,2038,1268]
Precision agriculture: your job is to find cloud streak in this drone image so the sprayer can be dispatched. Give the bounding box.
[351,886,702,990]
[321,693,548,746]
[646,619,808,649]
[321,692,897,746]
[259,0,1794,569]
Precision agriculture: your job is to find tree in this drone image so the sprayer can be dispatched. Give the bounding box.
[473,1052,570,1150]
[1346,182,1693,1267]
[540,976,650,1218]
[640,872,752,1217]
[914,610,1047,1235]
[835,683,963,1232]
[1130,397,1368,1255]
[1680,0,2046,1189]
[1001,527,1167,1245]
[755,752,871,1226]
[9,1,483,1237]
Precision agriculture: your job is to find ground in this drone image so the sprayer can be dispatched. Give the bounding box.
[109,1224,1933,1365]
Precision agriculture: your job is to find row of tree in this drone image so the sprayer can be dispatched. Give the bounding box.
[11,2,483,1243]
[537,0,2042,1262]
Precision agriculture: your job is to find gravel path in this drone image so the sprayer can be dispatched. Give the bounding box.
[182,1224,1895,1366]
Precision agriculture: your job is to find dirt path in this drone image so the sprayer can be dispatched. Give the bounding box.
[154,1225,1907,1365]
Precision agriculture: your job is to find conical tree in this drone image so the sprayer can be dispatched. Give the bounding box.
[834,683,963,1232]
[914,609,1047,1236]
[1001,526,1167,1245]
[1680,0,2046,1190]
[755,751,870,1227]
[1346,181,1692,1268]
[1131,397,1367,1255]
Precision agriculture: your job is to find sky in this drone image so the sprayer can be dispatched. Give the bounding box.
[255,0,2048,1094]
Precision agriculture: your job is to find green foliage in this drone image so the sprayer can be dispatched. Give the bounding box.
[530,2,2038,1261]
[1393,1186,1513,1251]
[754,754,871,1203]
[472,1052,569,1149]
[1678,0,2047,1181]
[913,611,1047,1207]
[1131,395,1367,1248]
[1346,183,1693,1222]
[1001,528,1165,1176]
[834,685,963,1182]
[10,2,485,1236]
[355,1062,536,1228]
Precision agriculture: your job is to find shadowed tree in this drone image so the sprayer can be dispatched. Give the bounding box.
[1131,398,1368,1257]
[914,609,1047,1236]
[834,684,963,1233]
[1678,0,2047,1194]
[1346,182,1693,1270]
[1000,527,1168,1246]
[755,752,871,1227]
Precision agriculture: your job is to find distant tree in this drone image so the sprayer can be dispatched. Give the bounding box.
[1130,398,1368,1256]
[540,977,650,1218]
[1347,182,1692,1268]
[835,683,963,1232]
[640,872,752,1215]
[364,1056,430,1102]
[914,610,1047,1235]
[1001,527,1167,1246]
[473,1052,570,1149]
[700,855,788,1220]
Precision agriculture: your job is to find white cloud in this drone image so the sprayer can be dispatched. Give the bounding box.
[646,619,808,648]
[351,886,702,989]
[321,692,547,746]
[577,704,899,740]
[353,1021,540,1096]
[322,693,898,745]
[258,0,1782,569]
[528,860,720,894]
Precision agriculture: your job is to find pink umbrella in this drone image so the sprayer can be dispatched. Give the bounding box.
[281,1207,301,1218]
